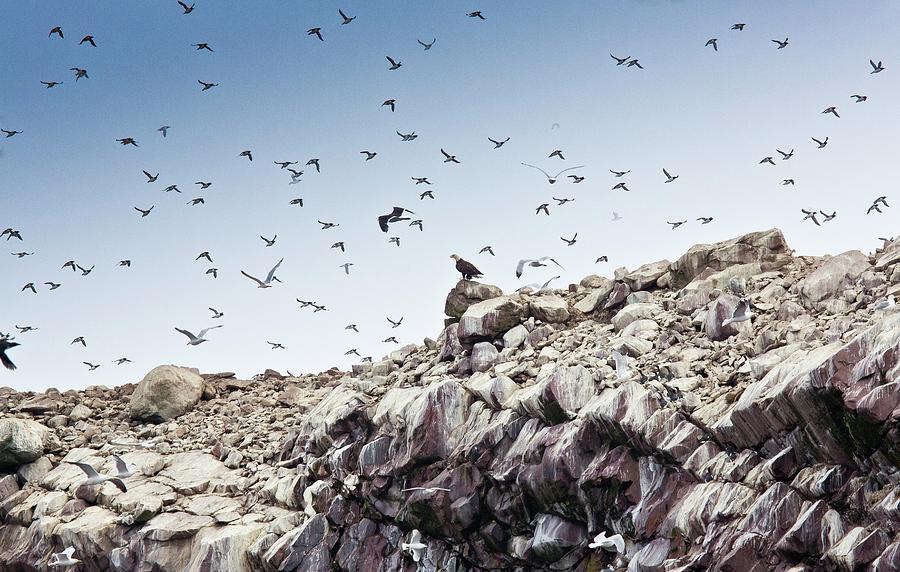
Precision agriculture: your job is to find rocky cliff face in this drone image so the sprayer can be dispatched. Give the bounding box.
[3,228,900,571]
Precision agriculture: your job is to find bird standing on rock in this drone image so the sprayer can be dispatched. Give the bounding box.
[450,254,483,280]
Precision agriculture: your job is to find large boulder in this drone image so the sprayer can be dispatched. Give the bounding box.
[622,260,670,291]
[669,229,792,289]
[529,295,570,323]
[703,294,752,341]
[799,251,870,308]
[0,418,49,468]
[458,296,527,341]
[574,278,615,314]
[129,365,205,423]
[444,280,503,319]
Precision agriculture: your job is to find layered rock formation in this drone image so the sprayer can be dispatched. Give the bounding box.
[3,229,900,571]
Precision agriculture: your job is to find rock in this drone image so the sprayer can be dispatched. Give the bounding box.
[0,418,48,468]
[527,514,586,563]
[622,260,670,291]
[129,365,205,422]
[68,403,93,421]
[799,250,870,307]
[458,296,527,341]
[703,293,751,341]
[471,342,499,372]
[574,279,615,314]
[529,295,570,323]
[611,303,658,331]
[503,325,528,349]
[669,228,792,288]
[16,455,52,482]
[444,280,503,318]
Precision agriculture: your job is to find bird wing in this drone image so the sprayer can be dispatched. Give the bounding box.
[266,258,284,283]
[551,165,585,178]
[547,257,565,270]
[515,259,531,277]
[72,461,100,478]
[241,270,265,287]
[110,478,128,492]
[540,276,561,289]
[377,214,391,232]
[410,529,422,544]
[609,534,625,553]
[63,547,76,559]
[521,163,551,178]
[175,327,198,341]
[386,56,397,65]
[112,454,127,473]
[733,299,747,319]
[197,325,222,339]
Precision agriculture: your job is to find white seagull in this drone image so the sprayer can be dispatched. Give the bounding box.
[68,461,128,492]
[722,298,753,327]
[516,257,565,278]
[401,529,427,563]
[48,547,80,567]
[588,531,626,553]
[611,351,629,380]
[175,325,223,346]
[873,296,895,311]
[110,454,138,478]
[521,163,585,184]
[241,258,284,288]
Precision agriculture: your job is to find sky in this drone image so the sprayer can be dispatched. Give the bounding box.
[1,1,899,391]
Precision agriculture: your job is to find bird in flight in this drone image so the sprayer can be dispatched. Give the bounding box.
[319,220,339,229]
[118,260,131,268]
[870,59,885,74]
[851,95,867,103]
[193,43,214,52]
[49,26,64,38]
[2,129,22,138]
[339,9,355,24]
[178,1,194,14]
[117,137,138,146]
[610,54,630,65]
[595,256,609,263]
[70,67,89,81]
[199,80,218,91]
[705,38,718,51]
[479,246,495,256]
[79,35,96,47]
[419,190,434,200]
[820,211,836,222]
[568,175,585,183]
[441,149,460,163]
[340,263,354,275]
[782,179,795,186]
[521,163,584,184]
[386,56,402,70]
[560,233,577,246]
[83,362,100,371]
[206,268,218,278]
[553,197,574,205]
[822,107,840,118]
[360,151,377,161]
[241,258,284,289]
[383,336,399,344]
[731,23,745,30]
[331,242,345,252]
[345,324,359,332]
[11,252,33,258]
[412,177,431,185]
[187,198,205,206]
[163,185,180,193]
[777,149,794,160]
[697,217,714,224]
[610,169,630,177]
[626,58,643,69]
[397,131,417,141]
[382,99,396,112]
[387,316,404,328]
[142,170,158,182]
[772,38,789,49]
[801,209,821,226]
[722,298,753,327]
[378,206,415,232]
[667,220,687,229]
[663,168,678,183]
[536,203,550,216]
[48,548,80,568]
[196,251,212,263]
[450,255,483,280]
[195,181,212,189]
[267,341,286,350]
[402,530,427,564]
[134,206,154,218]
[418,38,436,50]
[467,11,486,19]
[114,358,132,365]
[240,150,253,161]
[549,149,565,160]
[812,137,828,149]
[388,236,401,247]
[759,156,775,165]
[41,81,63,88]
[77,264,95,276]
[275,160,297,169]
[209,308,224,319]
[409,219,423,231]
[488,137,509,149]
[176,325,223,346]
[2,229,23,240]
[516,257,564,278]
[71,337,86,347]
[158,126,171,137]
[260,235,277,247]
[289,198,303,206]
[22,283,36,294]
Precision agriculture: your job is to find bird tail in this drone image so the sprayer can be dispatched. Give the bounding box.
[722,318,733,327]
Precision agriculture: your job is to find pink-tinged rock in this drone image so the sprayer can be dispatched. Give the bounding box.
[574,279,615,314]
[611,303,658,331]
[262,514,336,572]
[526,513,586,563]
[776,500,847,557]
[791,465,849,498]
[735,482,803,538]
[825,526,888,571]
[798,250,870,308]
[458,296,527,342]
[471,342,499,372]
[445,280,503,318]
[703,293,751,341]
[628,537,669,572]
[604,282,632,310]
[506,365,596,423]
[669,228,792,289]
[623,260,671,292]
[856,381,900,422]
[872,541,900,571]
[665,482,756,540]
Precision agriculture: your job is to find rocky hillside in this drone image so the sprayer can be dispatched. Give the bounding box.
[3,228,900,571]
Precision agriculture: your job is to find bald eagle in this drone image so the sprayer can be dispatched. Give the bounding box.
[450,254,483,280]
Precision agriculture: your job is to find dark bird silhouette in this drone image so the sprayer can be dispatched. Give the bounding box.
[158,126,171,137]
[418,38,436,50]
[479,246,495,256]
[822,106,840,118]
[521,163,584,184]
[116,138,138,147]
[441,149,460,163]
[199,80,218,91]
[760,156,775,165]
[339,9,355,24]
[536,203,550,216]
[22,283,36,294]
[49,27,63,38]
[667,220,687,229]
[820,211,836,222]
[0,338,20,370]
[420,190,434,200]
[196,251,212,263]
[731,23,745,30]
[239,150,253,161]
[178,1,194,14]
[549,149,565,160]
[41,81,63,88]
[488,137,509,148]
[378,207,415,232]
[663,168,678,183]
[70,68,89,81]
[450,255,483,280]
[360,151,377,161]
[386,56,402,70]
[610,169,630,177]
[610,54,629,65]
[79,35,96,47]
[777,149,794,160]
[193,43,213,51]
[772,38,789,49]
[705,38,718,51]
[467,11,485,19]
[870,59,884,74]
[852,94,867,103]
[382,99,396,112]
[561,233,577,246]
[697,217,714,224]
[802,209,820,226]
[187,198,205,206]
[812,137,828,149]
[142,170,158,182]
[45,282,61,290]
[308,28,323,41]
[134,206,153,218]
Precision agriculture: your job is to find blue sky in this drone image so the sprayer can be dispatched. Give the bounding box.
[2,1,899,390]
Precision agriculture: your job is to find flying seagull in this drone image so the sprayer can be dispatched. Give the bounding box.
[386,56,402,70]
[319,220,339,229]
[412,177,430,185]
[851,94,867,103]
[722,298,753,326]
[209,308,224,319]
[134,206,153,218]
[697,217,714,224]
[705,38,718,51]
[488,137,510,148]
[402,529,427,563]
[521,163,584,184]
[536,203,550,216]
[420,190,434,200]
[41,81,63,88]
[870,59,885,74]
[195,181,212,189]
[802,209,820,226]
[610,54,630,65]
[69,462,127,492]
[193,43,213,51]
[812,137,828,148]
[307,27,324,41]
[611,351,629,380]
[760,156,775,165]
[48,547,80,568]
[822,107,840,118]
[79,35,96,47]
[611,183,630,192]
[142,170,158,182]
[610,169,630,177]
[345,324,359,332]
[820,211,836,222]
[772,38,789,49]
[70,67,88,81]
[158,125,171,137]
[338,9,355,24]
[196,252,212,263]
[387,316,404,328]
[198,80,218,91]
[479,246,495,256]
[267,341,286,350]
[49,26,64,38]
[516,257,564,278]
[382,99,396,112]
[378,207,415,232]
[109,454,137,478]
[467,11,485,19]
[663,168,678,183]
[560,233,577,246]
[239,150,253,161]
[178,1,194,14]
[450,255,483,280]
[71,337,86,347]
[418,38,436,50]
[595,256,608,263]
[549,149,565,160]
[441,149,460,163]
[516,275,561,292]
[0,338,19,370]
[175,325,223,345]
[241,258,284,288]
[340,263,354,275]
[332,242,345,252]
[116,138,138,147]
[113,358,132,365]
[568,175,585,183]
[732,23,745,30]
[360,151,377,161]
[260,235,277,247]
[589,531,625,553]
[667,220,687,229]
[388,237,401,247]
[777,149,794,160]
[873,296,896,311]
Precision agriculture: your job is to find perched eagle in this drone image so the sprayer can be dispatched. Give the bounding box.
[450,254,483,280]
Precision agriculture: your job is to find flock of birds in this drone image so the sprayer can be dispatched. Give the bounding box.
[0,6,894,396]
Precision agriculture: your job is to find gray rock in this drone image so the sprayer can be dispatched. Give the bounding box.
[799,250,870,307]
[0,418,48,468]
[458,296,527,341]
[444,280,503,318]
[471,342,499,373]
[129,365,205,423]
[622,260,670,291]
[529,295,570,323]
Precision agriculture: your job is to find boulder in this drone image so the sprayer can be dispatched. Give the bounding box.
[0,418,49,468]
[471,342,499,372]
[574,279,615,314]
[703,294,751,341]
[529,295,570,323]
[622,260,670,291]
[129,365,204,422]
[458,296,527,341]
[669,228,792,289]
[444,280,503,319]
[799,250,870,307]
[612,303,658,331]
